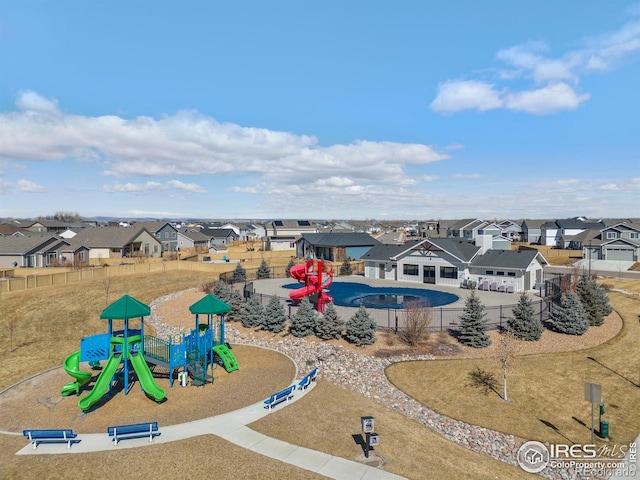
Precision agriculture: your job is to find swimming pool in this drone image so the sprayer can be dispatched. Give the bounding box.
[283,281,459,309]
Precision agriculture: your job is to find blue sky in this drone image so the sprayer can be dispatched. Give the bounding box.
[0,1,639,221]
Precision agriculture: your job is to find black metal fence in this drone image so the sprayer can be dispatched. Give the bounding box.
[241,276,565,333]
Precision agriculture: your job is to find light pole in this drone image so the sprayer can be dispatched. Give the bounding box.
[588,240,592,277]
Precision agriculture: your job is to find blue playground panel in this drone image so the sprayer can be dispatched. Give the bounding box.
[283,281,458,309]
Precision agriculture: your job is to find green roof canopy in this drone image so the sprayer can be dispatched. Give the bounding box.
[100,294,151,319]
[189,294,231,315]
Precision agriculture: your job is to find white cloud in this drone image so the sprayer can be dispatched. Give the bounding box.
[15,90,61,116]
[430,80,503,113]
[505,83,590,114]
[0,91,450,197]
[431,7,640,115]
[104,180,206,193]
[0,178,47,194]
[496,41,579,83]
[422,175,439,182]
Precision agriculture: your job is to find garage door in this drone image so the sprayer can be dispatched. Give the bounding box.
[606,248,635,261]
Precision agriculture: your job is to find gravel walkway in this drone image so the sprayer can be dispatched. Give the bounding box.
[149,289,623,480]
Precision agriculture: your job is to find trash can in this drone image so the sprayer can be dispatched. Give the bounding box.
[599,420,609,439]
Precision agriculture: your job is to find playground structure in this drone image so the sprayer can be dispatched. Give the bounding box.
[61,293,238,411]
[288,260,334,312]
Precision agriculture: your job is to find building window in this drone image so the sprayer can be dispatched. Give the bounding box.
[497,271,505,276]
[606,231,619,239]
[172,232,176,238]
[486,270,494,275]
[440,266,457,279]
[631,232,639,239]
[403,264,419,276]
[507,272,516,277]
[165,232,169,239]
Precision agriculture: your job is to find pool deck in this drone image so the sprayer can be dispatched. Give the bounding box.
[251,275,534,308]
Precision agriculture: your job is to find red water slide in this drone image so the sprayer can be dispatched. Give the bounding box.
[289,260,333,312]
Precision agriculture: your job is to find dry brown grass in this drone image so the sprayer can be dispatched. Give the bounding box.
[251,380,537,480]
[385,287,640,448]
[518,244,583,266]
[0,434,327,480]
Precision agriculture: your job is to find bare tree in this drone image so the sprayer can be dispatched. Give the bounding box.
[495,331,517,401]
[399,300,433,347]
[101,275,113,307]
[8,313,19,352]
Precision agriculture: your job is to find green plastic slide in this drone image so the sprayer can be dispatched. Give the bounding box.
[213,344,239,372]
[129,353,166,402]
[78,353,121,411]
[61,351,92,396]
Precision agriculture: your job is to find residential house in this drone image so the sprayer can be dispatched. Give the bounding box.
[581,223,640,262]
[0,235,69,268]
[204,228,240,246]
[68,226,162,261]
[497,220,522,241]
[263,220,318,252]
[520,219,548,244]
[447,219,487,241]
[541,218,605,247]
[296,232,380,261]
[155,223,180,253]
[176,229,212,252]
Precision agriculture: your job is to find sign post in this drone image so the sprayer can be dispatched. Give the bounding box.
[584,382,602,445]
[360,416,375,458]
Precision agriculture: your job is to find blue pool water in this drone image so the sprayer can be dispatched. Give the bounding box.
[284,281,459,309]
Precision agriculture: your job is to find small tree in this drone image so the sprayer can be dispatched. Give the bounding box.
[101,275,114,307]
[458,291,491,348]
[505,292,543,341]
[289,297,319,337]
[576,274,603,326]
[339,257,353,276]
[262,296,288,333]
[232,263,247,283]
[344,305,377,346]
[315,302,344,340]
[285,258,296,278]
[550,292,589,335]
[241,295,265,328]
[399,300,432,347]
[256,259,271,280]
[595,283,613,317]
[495,332,517,401]
[225,288,244,323]
[213,280,231,301]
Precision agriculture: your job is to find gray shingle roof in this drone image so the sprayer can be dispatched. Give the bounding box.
[301,232,379,247]
[470,249,544,269]
[425,238,480,262]
[0,235,62,254]
[68,226,155,248]
[361,240,421,261]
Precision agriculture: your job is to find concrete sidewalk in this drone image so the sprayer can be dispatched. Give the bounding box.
[15,381,405,480]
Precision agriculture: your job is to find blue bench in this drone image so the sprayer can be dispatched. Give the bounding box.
[107,422,160,446]
[263,385,295,410]
[297,367,318,390]
[23,429,79,449]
